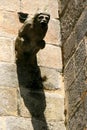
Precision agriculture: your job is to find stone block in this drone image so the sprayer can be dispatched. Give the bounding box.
[0,10,21,37]
[64,56,75,89]
[61,0,85,43]
[21,0,58,18]
[37,44,62,70]
[45,19,61,46]
[45,92,65,121]
[5,116,33,130]
[18,88,65,121]
[0,0,19,11]
[47,121,66,130]
[0,37,15,62]
[0,117,6,130]
[0,87,17,116]
[40,67,63,90]
[0,62,18,87]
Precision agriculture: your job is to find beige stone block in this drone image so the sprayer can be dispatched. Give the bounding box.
[5,116,33,130]
[0,0,19,11]
[45,19,61,45]
[0,87,18,116]
[45,92,65,121]
[0,117,6,130]
[47,121,66,130]
[22,0,58,18]
[0,62,18,87]
[0,37,15,62]
[0,10,21,37]
[40,67,63,90]
[37,44,62,70]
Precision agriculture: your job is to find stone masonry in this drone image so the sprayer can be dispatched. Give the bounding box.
[60,0,87,130]
[0,0,65,130]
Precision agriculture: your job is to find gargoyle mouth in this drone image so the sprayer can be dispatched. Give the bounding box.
[41,22,47,28]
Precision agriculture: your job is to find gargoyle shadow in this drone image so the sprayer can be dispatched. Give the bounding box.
[16,53,49,130]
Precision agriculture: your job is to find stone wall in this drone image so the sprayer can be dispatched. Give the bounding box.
[60,0,87,130]
[0,0,65,130]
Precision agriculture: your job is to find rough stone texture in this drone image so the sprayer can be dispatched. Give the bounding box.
[37,44,62,70]
[64,56,75,89]
[0,62,18,87]
[74,39,86,76]
[60,0,86,43]
[63,6,87,66]
[61,1,87,130]
[0,87,17,116]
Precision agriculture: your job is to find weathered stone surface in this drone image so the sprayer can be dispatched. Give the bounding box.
[74,39,86,76]
[18,88,65,121]
[68,68,86,116]
[63,31,77,66]
[68,104,86,130]
[61,0,85,43]
[0,37,15,62]
[63,7,87,66]
[45,19,61,45]
[59,0,69,14]
[0,62,18,87]
[64,56,75,89]
[40,67,62,90]
[0,87,17,116]
[37,44,62,70]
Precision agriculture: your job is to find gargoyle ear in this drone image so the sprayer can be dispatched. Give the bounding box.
[18,12,29,23]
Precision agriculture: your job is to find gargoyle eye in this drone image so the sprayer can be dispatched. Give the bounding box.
[38,16,44,20]
[45,17,50,21]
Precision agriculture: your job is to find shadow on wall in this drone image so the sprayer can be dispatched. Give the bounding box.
[16,53,49,130]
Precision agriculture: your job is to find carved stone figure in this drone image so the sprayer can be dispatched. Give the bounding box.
[15,13,50,59]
